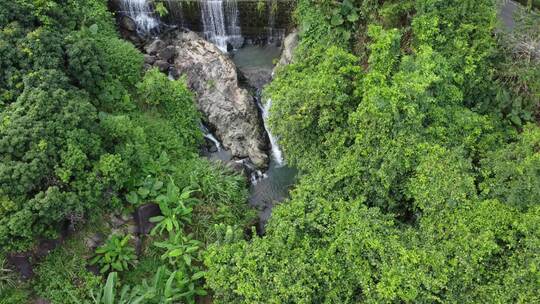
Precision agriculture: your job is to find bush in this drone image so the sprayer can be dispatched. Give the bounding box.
[33,238,100,304]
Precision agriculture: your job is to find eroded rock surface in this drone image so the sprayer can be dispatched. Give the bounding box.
[145,31,268,168]
[273,29,299,74]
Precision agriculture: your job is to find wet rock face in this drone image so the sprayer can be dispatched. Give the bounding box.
[274,29,299,74]
[144,30,269,169]
[135,203,161,235]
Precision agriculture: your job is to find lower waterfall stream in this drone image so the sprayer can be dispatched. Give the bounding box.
[124,0,295,229]
[200,44,297,230]
[233,45,297,230]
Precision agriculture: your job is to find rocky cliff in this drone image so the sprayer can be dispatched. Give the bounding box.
[144,30,269,168]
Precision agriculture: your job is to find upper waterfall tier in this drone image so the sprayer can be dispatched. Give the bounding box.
[119,0,159,34]
[113,0,293,48]
[200,0,243,52]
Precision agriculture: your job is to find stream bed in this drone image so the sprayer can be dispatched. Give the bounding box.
[233,44,297,229]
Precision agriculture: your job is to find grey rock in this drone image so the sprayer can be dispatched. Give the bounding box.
[121,213,132,222]
[84,233,104,249]
[144,54,156,64]
[274,29,299,74]
[145,39,166,55]
[170,31,268,168]
[127,223,138,235]
[135,204,162,235]
[158,45,177,62]
[238,67,273,89]
[120,16,136,32]
[168,67,180,80]
[109,215,125,228]
[154,60,170,72]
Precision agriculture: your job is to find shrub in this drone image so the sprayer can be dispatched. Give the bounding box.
[33,238,100,304]
[90,235,137,274]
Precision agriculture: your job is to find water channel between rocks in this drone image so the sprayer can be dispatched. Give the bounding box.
[206,44,297,229]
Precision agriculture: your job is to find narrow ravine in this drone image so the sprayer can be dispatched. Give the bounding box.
[231,44,297,229]
[115,0,296,229]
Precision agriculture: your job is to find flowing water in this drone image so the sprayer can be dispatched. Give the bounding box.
[201,0,244,52]
[232,45,297,229]
[120,0,160,34]
[124,1,294,228]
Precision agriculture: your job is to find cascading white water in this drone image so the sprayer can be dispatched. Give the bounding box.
[121,0,159,34]
[201,0,243,52]
[261,99,284,166]
[265,1,284,44]
[200,123,222,151]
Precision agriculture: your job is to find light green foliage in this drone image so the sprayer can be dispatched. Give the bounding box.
[1,0,255,303]
[150,181,198,235]
[175,159,255,244]
[132,266,205,304]
[66,26,143,111]
[154,233,202,272]
[206,0,540,302]
[329,0,360,28]
[480,124,540,209]
[266,46,361,170]
[33,238,101,304]
[91,272,143,304]
[413,0,498,104]
[90,235,137,274]
[0,70,104,251]
[136,69,202,148]
[406,145,477,214]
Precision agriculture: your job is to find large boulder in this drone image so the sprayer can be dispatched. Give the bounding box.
[155,31,268,168]
[273,29,299,74]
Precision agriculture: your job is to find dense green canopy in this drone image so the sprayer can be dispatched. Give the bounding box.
[205,1,540,303]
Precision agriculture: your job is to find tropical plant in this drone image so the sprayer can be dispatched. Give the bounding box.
[153,232,202,271]
[329,0,359,27]
[150,180,199,236]
[90,235,137,274]
[0,256,14,291]
[154,1,169,17]
[91,272,143,304]
[126,175,165,206]
[134,266,206,304]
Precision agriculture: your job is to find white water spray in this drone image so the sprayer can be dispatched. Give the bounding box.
[120,0,159,34]
[261,99,284,166]
[201,0,243,52]
[200,124,222,151]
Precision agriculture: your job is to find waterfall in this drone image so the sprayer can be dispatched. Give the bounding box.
[200,124,222,151]
[121,0,159,34]
[265,0,285,44]
[201,0,243,52]
[164,0,185,28]
[261,99,284,166]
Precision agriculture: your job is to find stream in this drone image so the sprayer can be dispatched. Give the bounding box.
[119,0,296,229]
[233,45,297,229]
[201,44,297,229]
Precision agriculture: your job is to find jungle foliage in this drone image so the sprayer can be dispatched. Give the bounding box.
[1,0,539,303]
[0,0,253,303]
[206,0,540,303]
